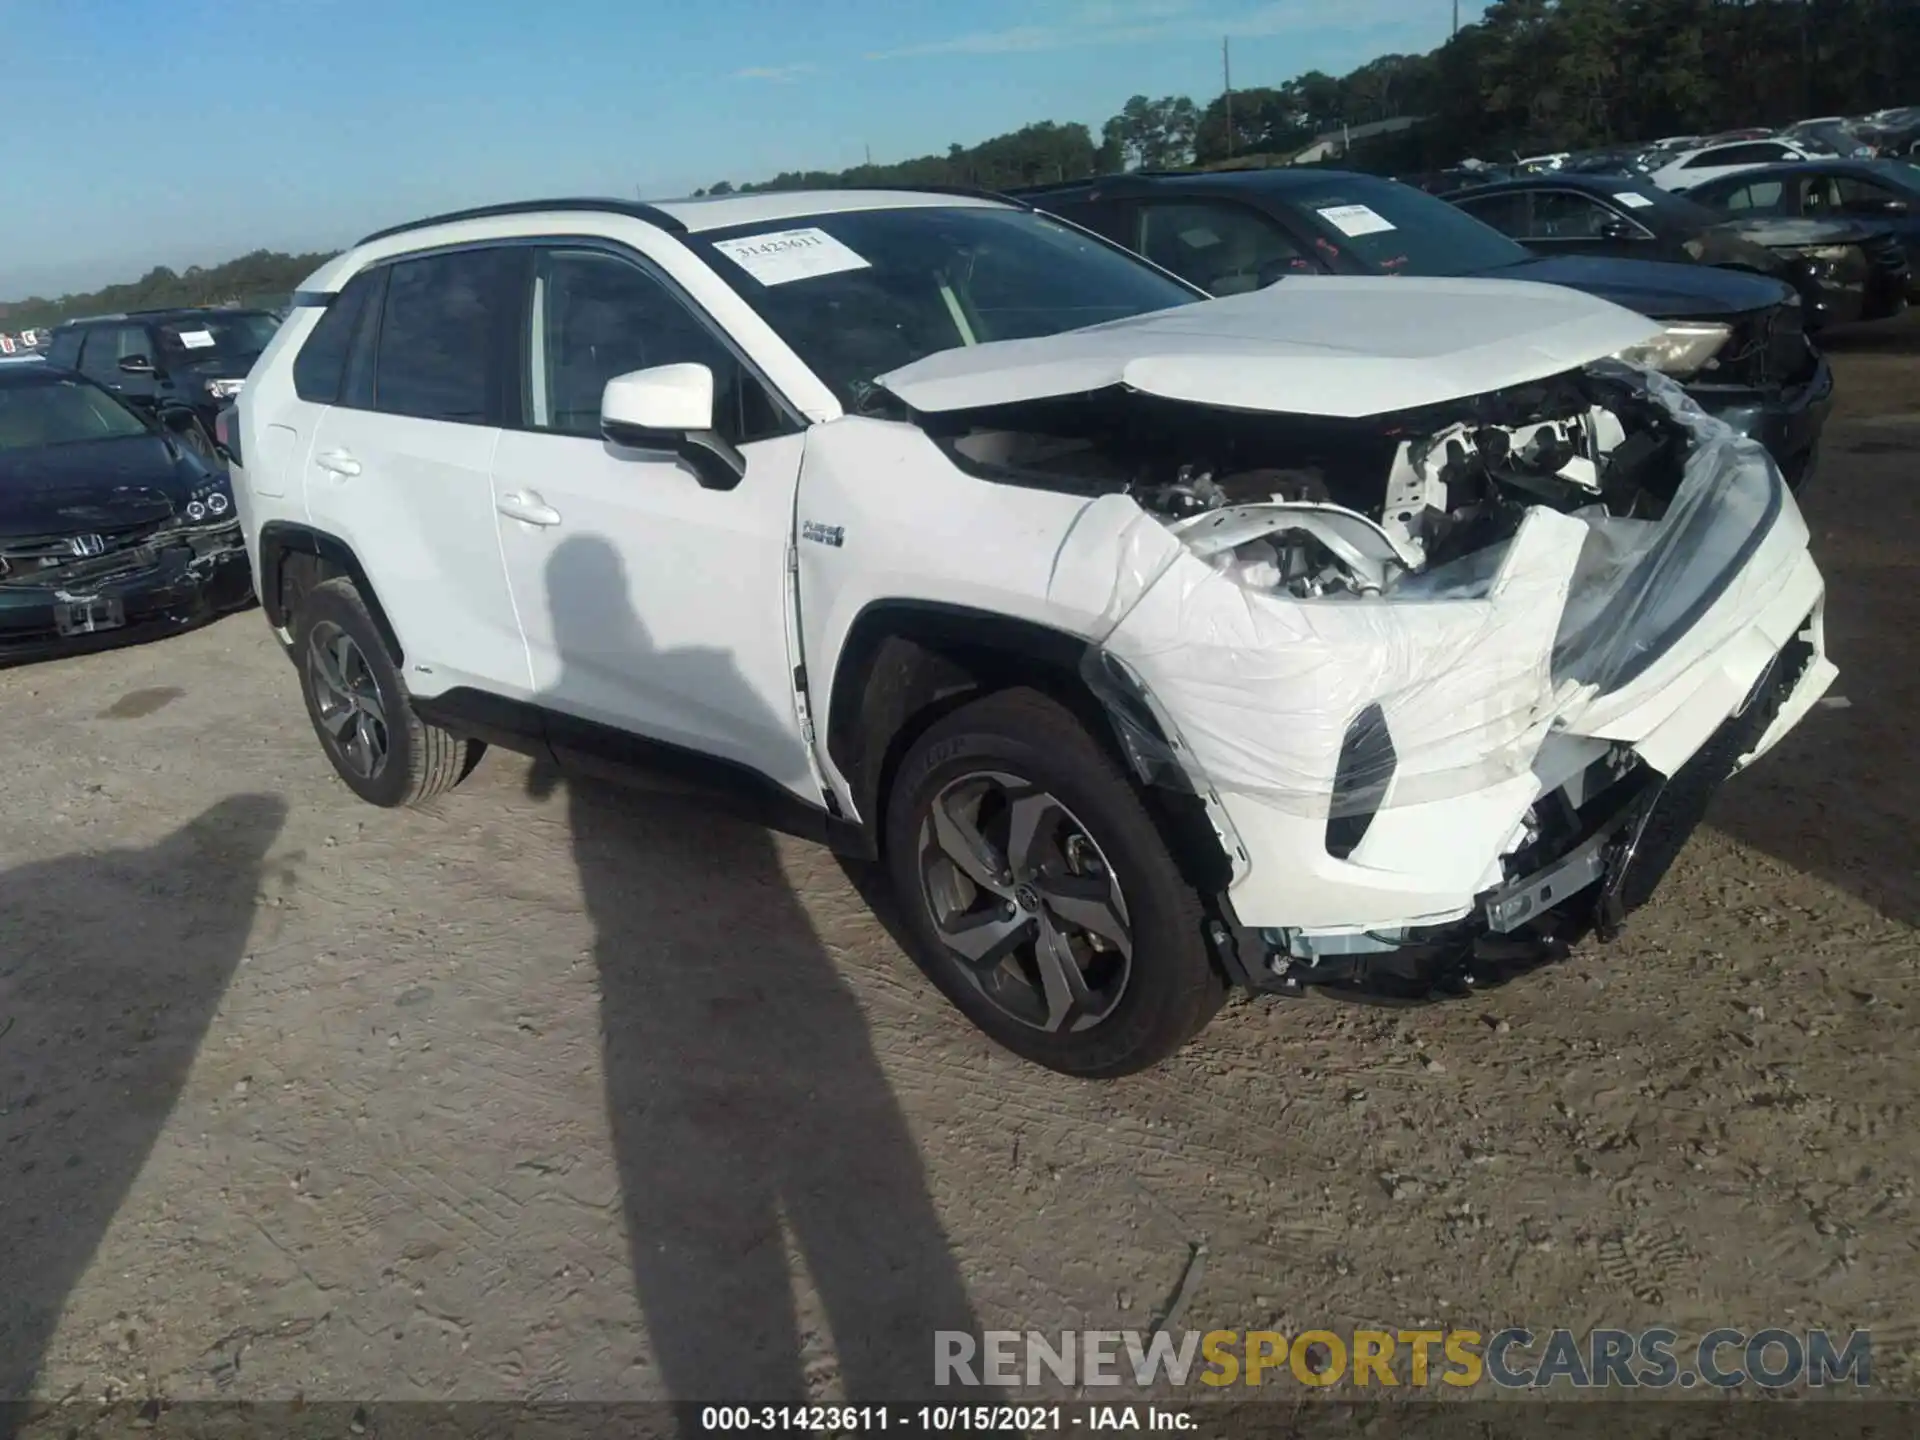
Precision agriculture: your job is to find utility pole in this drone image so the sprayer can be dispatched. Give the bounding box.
[1223,36,1234,158]
[1452,0,1459,39]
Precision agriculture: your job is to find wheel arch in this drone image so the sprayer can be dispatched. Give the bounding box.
[822,600,1236,897]
[257,520,403,665]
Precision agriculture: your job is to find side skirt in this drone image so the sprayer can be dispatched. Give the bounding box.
[411,687,871,857]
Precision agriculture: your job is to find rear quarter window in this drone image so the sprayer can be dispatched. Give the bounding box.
[293,271,380,404]
[47,330,84,369]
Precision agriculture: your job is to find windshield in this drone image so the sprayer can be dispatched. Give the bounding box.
[1274,175,1535,276]
[154,313,282,366]
[698,204,1201,408]
[0,376,150,452]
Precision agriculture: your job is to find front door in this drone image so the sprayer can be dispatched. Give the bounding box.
[489,244,816,800]
[77,323,160,409]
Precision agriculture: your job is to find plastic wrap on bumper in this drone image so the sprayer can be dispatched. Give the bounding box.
[1044,364,1832,930]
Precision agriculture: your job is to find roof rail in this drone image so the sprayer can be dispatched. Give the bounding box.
[833,181,1032,207]
[356,197,690,247]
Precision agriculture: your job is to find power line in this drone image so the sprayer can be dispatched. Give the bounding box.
[1223,36,1234,157]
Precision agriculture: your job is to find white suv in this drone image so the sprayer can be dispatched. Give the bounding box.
[229,189,1835,1076]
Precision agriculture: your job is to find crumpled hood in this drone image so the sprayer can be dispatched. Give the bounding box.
[875,275,1661,419]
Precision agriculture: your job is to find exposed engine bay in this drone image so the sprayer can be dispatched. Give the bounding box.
[928,364,1690,598]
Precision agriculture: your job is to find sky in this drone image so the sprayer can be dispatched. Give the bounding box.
[0,0,1487,299]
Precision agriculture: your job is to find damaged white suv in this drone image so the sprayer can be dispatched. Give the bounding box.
[229,189,1836,1077]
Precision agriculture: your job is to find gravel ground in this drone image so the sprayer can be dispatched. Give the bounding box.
[2,326,1916,1418]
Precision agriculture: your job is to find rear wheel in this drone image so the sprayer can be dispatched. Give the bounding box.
[884,687,1225,1077]
[294,577,485,807]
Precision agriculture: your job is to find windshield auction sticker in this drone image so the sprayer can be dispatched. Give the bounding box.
[712,227,872,286]
[1316,204,1397,237]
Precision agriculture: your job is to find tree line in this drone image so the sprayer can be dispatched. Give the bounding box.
[694,0,1917,193]
[1,249,330,330]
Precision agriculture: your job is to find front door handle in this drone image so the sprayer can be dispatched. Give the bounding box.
[497,490,561,527]
[316,448,362,477]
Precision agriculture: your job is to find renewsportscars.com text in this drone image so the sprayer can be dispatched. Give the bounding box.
[935,1327,1872,1390]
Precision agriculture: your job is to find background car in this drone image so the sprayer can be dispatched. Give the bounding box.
[1784,117,1880,158]
[1447,171,1910,328]
[44,307,282,442]
[1860,107,1920,156]
[1682,158,1920,299]
[1014,168,1832,489]
[1649,137,1819,191]
[0,365,252,662]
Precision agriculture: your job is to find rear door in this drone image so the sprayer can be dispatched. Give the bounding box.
[302,246,532,698]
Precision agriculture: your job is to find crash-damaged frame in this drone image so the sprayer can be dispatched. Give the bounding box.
[902,359,1836,1000]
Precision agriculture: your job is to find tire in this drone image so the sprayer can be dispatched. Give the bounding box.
[293,577,485,807]
[883,686,1226,1078]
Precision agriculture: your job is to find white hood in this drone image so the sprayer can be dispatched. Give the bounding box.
[875,276,1662,419]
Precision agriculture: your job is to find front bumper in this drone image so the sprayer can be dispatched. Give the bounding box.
[0,524,254,664]
[1053,369,1834,987]
[1688,351,1834,493]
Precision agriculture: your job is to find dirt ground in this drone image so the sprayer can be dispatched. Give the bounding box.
[2,318,1917,1416]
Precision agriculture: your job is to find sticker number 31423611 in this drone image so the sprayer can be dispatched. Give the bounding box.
[711,228,872,287]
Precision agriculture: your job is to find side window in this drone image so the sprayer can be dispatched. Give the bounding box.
[47,330,83,369]
[1134,201,1309,295]
[1040,199,1130,247]
[78,325,144,377]
[1527,191,1625,239]
[1454,192,1530,237]
[292,270,380,404]
[372,248,518,424]
[1832,174,1900,212]
[528,248,784,446]
[1720,179,1787,214]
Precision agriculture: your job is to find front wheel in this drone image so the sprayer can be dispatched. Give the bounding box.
[883,687,1226,1078]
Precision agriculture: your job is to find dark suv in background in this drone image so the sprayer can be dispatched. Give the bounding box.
[45,307,283,439]
[1016,169,1834,490]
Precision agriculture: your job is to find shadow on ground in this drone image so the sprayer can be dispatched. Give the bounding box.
[535,534,981,1412]
[0,796,287,1422]
[1705,419,1920,927]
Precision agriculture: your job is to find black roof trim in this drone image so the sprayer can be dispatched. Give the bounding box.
[356,198,692,247]
[54,305,279,328]
[354,186,1034,249]
[821,181,1031,207]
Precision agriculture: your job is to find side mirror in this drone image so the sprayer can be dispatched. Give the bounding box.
[118,354,155,376]
[600,363,746,491]
[1597,219,1638,242]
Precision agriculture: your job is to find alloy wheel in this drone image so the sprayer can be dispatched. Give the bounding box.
[307,622,390,780]
[916,770,1133,1033]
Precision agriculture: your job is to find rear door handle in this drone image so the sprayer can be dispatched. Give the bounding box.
[497,490,561,527]
[316,448,362,477]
